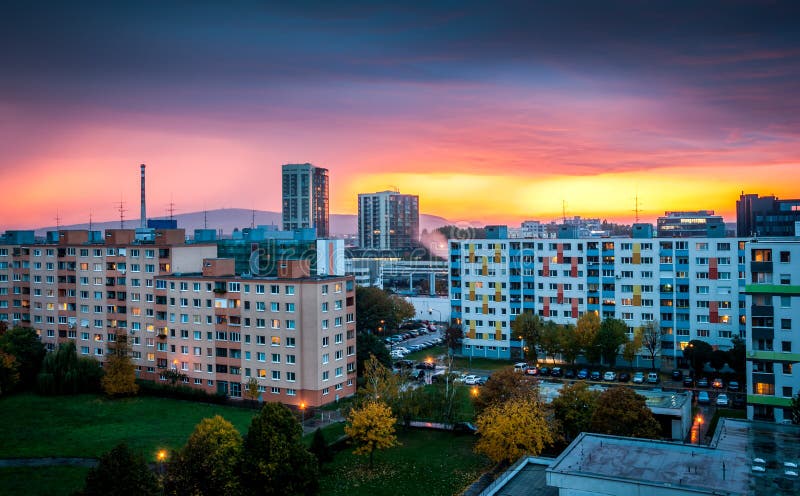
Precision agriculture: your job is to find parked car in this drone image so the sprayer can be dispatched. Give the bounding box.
[564,368,576,379]
[618,372,631,382]
[632,372,645,384]
[716,393,730,407]
[394,360,414,369]
[733,395,746,408]
[415,362,435,370]
[728,381,740,392]
[603,371,617,381]
[513,362,528,372]
[464,375,481,385]
[712,378,725,389]
[577,369,589,380]
[550,367,563,378]
[683,376,694,387]
[671,369,684,381]
[647,372,660,384]
[539,366,551,376]
[697,377,709,388]
[698,391,710,404]
[525,366,540,376]
[590,370,601,381]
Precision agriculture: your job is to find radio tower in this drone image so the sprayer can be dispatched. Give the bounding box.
[117,197,126,229]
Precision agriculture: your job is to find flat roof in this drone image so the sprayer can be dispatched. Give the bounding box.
[548,419,800,495]
[537,381,691,412]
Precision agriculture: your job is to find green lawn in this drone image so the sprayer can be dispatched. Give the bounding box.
[0,466,90,496]
[0,393,256,460]
[319,429,490,496]
[405,344,447,362]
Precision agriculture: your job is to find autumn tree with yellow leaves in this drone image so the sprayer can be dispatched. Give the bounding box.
[101,331,138,397]
[344,400,399,469]
[474,391,553,465]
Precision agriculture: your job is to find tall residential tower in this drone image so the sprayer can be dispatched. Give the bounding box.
[281,163,329,238]
[358,190,419,252]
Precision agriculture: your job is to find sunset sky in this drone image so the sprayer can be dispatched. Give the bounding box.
[2,1,799,230]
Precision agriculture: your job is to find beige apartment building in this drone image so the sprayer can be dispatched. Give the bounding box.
[0,229,356,407]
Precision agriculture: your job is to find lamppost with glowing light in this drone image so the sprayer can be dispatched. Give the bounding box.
[157,449,167,477]
[428,307,442,325]
[300,402,306,429]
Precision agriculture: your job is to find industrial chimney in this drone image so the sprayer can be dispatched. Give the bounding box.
[140,164,147,229]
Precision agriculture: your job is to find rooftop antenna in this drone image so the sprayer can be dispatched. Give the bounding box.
[117,197,126,229]
[168,195,176,221]
[88,212,93,232]
[251,208,256,229]
[55,211,61,232]
[562,200,567,223]
[203,209,208,229]
[633,193,642,223]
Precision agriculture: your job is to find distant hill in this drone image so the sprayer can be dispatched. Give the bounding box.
[36,208,455,237]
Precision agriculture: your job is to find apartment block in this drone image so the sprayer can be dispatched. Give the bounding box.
[449,234,746,364]
[745,239,800,423]
[0,229,356,407]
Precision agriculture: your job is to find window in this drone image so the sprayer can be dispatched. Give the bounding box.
[780,251,791,263]
[271,353,280,363]
[285,303,295,312]
[322,353,329,364]
[782,341,792,352]
[322,371,329,381]
[271,370,281,380]
[286,354,295,364]
[285,286,295,295]
[271,336,280,346]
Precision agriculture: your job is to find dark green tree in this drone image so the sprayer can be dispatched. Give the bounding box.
[444,325,463,355]
[709,349,728,374]
[356,331,391,375]
[163,415,242,496]
[309,428,333,468]
[240,402,319,496]
[595,318,628,368]
[590,387,660,439]
[0,351,19,396]
[538,321,563,364]
[792,393,800,425]
[37,341,103,395]
[511,312,543,363]
[0,326,46,389]
[81,443,159,496]
[559,324,581,366]
[575,313,601,365]
[435,225,486,240]
[552,382,600,442]
[355,286,415,334]
[727,336,746,380]
[683,339,713,378]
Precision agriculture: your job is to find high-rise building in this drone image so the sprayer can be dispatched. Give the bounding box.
[358,190,419,252]
[282,163,329,238]
[744,238,800,423]
[657,211,726,238]
[737,193,800,237]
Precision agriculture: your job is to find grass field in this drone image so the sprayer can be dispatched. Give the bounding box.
[0,393,257,460]
[0,466,90,496]
[319,428,490,496]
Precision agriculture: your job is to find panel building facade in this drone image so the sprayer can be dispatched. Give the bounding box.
[0,229,355,407]
[358,190,419,252]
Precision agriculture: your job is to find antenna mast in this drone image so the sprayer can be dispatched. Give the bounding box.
[117,198,126,229]
[562,200,567,223]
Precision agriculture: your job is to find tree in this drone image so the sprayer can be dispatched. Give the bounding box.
[345,400,399,469]
[355,286,414,334]
[37,341,103,395]
[164,415,242,496]
[161,368,188,387]
[472,366,534,414]
[475,393,553,464]
[538,321,563,364]
[595,318,627,368]
[240,402,319,496]
[309,428,333,468]
[0,351,19,396]
[683,339,713,378]
[435,225,486,240]
[359,354,401,406]
[444,325,463,355]
[552,382,600,441]
[82,443,159,496]
[0,326,45,389]
[575,312,601,365]
[244,377,261,402]
[590,387,660,439]
[356,331,391,376]
[101,331,138,397]
[791,393,800,425]
[709,349,728,373]
[640,321,662,370]
[622,327,643,365]
[727,336,746,380]
[559,324,581,366]
[511,312,543,363]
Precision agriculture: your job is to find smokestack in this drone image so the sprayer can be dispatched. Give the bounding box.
[140,164,147,229]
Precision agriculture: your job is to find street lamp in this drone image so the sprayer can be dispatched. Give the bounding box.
[428,308,442,324]
[300,401,306,428]
[157,449,167,477]
[471,386,479,398]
